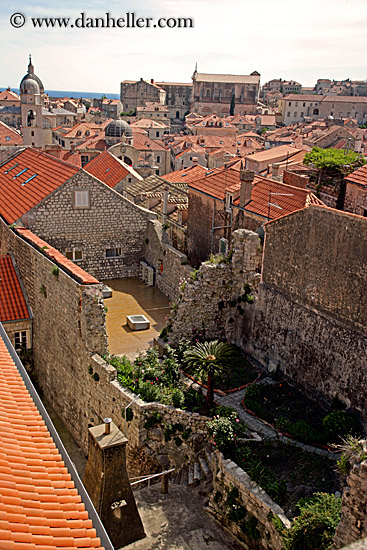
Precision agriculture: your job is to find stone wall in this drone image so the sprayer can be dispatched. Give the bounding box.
[84,354,210,473]
[144,220,192,301]
[334,442,367,549]
[25,169,156,280]
[0,220,210,475]
[282,170,308,188]
[170,229,262,342]
[0,220,107,448]
[209,451,289,550]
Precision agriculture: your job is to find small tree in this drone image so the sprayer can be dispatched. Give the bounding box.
[184,340,234,411]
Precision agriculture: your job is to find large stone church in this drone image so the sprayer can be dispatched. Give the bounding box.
[191,68,261,116]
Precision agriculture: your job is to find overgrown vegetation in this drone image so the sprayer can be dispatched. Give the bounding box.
[279,493,341,550]
[243,382,361,445]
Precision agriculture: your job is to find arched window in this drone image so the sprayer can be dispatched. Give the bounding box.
[124,156,132,166]
[27,110,35,127]
[176,111,180,119]
[313,108,319,115]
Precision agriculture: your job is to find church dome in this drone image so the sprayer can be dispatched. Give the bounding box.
[105,119,133,139]
[20,56,44,95]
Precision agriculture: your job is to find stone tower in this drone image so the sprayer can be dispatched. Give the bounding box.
[20,55,44,147]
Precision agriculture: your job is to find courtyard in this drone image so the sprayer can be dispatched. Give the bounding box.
[103,278,171,359]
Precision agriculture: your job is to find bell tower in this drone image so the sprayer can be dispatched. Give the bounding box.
[20,55,45,147]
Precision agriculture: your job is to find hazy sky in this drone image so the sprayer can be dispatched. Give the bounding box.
[0,0,366,94]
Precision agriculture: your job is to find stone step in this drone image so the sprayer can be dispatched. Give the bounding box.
[204,448,212,468]
[193,460,201,483]
[198,455,210,478]
[188,463,194,486]
[180,465,188,486]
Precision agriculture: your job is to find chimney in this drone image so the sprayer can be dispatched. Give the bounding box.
[272,162,281,179]
[83,420,145,547]
[151,78,154,84]
[162,187,169,224]
[239,167,255,208]
[192,157,198,165]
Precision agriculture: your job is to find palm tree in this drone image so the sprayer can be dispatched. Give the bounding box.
[184,340,234,412]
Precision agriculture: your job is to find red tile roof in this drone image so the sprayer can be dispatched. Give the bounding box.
[163,165,208,184]
[232,177,323,220]
[0,331,105,550]
[189,166,242,200]
[0,255,30,323]
[131,132,166,151]
[0,149,79,224]
[189,167,322,220]
[0,122,22,146]
[15,228,99,285]
[83,151,131,188]
[345,164,367,187]
[0,90,20,102]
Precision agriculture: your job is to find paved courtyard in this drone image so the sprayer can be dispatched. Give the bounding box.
[125,483,241,550]
[103,278,171,360]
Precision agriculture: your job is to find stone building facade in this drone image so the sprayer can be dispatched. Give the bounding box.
[191,71,261,116]
[19,170,156,280]
[120,78,166,112]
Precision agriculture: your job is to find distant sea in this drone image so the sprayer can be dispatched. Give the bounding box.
[0,87,119,100]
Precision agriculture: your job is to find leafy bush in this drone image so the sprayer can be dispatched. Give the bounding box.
[322,411,361,443]
[144,412,162,429]
[283,493,341,550]
[287,419,321,445]
[171,388,185,409]
[207,416,235,451]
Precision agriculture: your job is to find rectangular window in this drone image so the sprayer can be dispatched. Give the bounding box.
[73,189,90,208]
[81,156,89,167]
[66,249,83,262]
[294,112,297,117]
[14,331,27,351]
[287,112,290,117]
[156,155,161,163]
[106,247,122,258]
[156,131,159,138]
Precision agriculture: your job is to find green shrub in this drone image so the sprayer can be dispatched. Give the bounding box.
[288,419,321,445]
[144,412,162,429]
[240,515,260,540]
[336,453,351,476]
[322,411,361,443]
[51,266,59,277]
[283,493,341,550]
[207,416,235,451]
[171,388,185,408]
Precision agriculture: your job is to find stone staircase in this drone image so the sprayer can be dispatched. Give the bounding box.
[171,448,213,490]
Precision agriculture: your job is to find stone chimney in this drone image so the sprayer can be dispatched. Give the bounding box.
[83,420,145,548]
[272,162,282,181]
[192,157,198,165]
[239,166,255,208]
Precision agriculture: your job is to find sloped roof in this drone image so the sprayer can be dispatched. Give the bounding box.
[189,166,322,219]
[162,165,208,184]
[0,148,79,224]
[245,145,303,163]
[0,255,30,322]
[232,177,323,220]
[194,73,260,84]
[0,121,22,146]
[0,327,106,550]
[0,90,20,102]
[84,151,142,188]
[15,228,99,285]
[345,164,367,187]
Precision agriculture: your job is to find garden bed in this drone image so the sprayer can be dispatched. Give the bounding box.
[183,352,260,394]
[243,381,361,446]
[227,440,341,517]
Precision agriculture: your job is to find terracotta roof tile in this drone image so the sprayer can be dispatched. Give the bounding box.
[189,166,322,220]
[0,255,30,323]
[345,164,367,187]
[14,228,99,285]
[0,332,105,549]
[163,165,208,184]
[0,122,22,146]
[0,148,79,224]
[83,151,132,188]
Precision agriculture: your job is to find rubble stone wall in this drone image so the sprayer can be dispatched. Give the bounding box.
[209,451,289,550]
